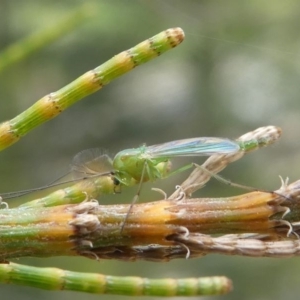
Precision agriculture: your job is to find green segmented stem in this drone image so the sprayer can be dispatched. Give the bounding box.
[1,181,297,261]
[0,28,185,151]
[0,263,232,296]
[19,174,116,208]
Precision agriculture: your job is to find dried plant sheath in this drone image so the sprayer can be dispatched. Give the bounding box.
[1,179,298,261]
[172,232,300,258]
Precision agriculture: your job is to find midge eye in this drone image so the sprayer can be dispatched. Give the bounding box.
[120,154,129,162]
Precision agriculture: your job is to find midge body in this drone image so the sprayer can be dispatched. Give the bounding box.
[3,137,239,207]
[113,137,240,186]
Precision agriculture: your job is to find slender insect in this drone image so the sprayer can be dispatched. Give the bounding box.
[1,137,238,207]
[112,137,240,186]
[1,126,281,209]
[113,125,282,188]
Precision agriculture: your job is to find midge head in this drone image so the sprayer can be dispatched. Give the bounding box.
[112,148,172,185]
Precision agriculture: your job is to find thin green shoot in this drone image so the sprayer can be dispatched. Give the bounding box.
[0,28,185,151]
[0,5,94,73]
[0,262,232,296]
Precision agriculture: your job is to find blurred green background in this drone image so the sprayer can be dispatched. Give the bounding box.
[1,0,300,299]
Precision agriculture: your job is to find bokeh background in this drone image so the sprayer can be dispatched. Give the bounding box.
[1,1,300,299]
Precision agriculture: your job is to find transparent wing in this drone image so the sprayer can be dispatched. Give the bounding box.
[71,148,114,179]
[145,137,239,158]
